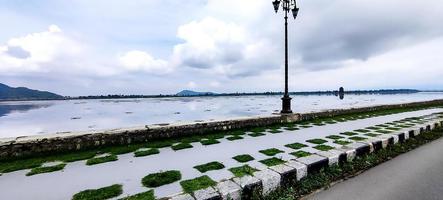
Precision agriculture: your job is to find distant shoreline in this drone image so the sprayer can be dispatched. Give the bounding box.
[1,89,440,102]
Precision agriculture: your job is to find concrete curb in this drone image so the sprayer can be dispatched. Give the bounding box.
[167,118,443,200]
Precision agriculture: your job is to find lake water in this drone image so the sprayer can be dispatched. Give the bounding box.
[1,92,443,138]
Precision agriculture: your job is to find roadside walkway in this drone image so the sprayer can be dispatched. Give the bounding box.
[0,109,441,200]
[307,135,443,200]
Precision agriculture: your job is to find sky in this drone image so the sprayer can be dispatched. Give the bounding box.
[1,0,443,96]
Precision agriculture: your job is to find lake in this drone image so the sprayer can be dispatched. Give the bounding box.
[1,92,443,138]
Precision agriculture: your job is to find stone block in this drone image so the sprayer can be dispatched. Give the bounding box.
[193,187,222,200]
[269,164,296,187]
[168,193,195,200]
[253,169,281,195]
[296,154,328,174]
[336,146,356,162]
[232,175,262,199]
[315,149,345,166]
[285,160,308,181]
[215,180,242,200]
[375,135,394,148]
[348,142,371,157]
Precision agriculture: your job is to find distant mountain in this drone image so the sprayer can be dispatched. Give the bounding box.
[176,90,217,97]
[0,83,63,100]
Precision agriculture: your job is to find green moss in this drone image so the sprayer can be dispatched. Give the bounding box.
[200,139,220,146]
[326,135,344,140]
[340,132,358,136]
[72,184,123,200]
[366,126,382,130]
[194,161,225,173]
[26,163,66,176]
[334,140,352,145]
[119,190,155,200]
[249,132,266,137]
[232,154,254,163]
[285,142,308,150]
[86,155,118,166]
[306,139,328,145]
[146,140,174,148]
[142,170,181,188]
[290,151,312,158]
[364,133,381,137]
[376,130,393,134]
[285,127,300,131]
[259,148,284,156]
[259,157,286,166]
[134,148,159,157]
[180,175,216,193]
[349,136,367,141]
[171,143,193,151]
[269,129,283,134]
[226,135,244,141]
[354,129,371,133]
[229,165,259,177]
[249,127,266,133]
[228,130,246,136]
[314,145,335,151]
[386,127,402,131]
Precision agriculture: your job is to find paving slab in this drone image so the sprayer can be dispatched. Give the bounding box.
[253,169,281,195]
[296,154,328,174]
[215,180,242,200]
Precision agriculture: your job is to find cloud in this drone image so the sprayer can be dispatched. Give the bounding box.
[0,25,84,74]
[118,50,171,74]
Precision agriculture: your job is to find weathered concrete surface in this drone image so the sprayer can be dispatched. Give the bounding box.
[296,155,328,174]
[166,193,195,200]
[232,176,262,200]
[193,187,221,200]
[315,150,345,166]
[1,99,442,160]
[285,160,308,181]
[253,169,281,195]
[306,138,443,200]
[215,180,241,200]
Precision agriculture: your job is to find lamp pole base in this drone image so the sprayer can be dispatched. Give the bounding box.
[281,96,293,114]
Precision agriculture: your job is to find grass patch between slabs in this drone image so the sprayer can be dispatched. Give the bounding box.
[72,184,123,200]
[285,142,308,150]
[259,148,284,156]
[306,139,328,145]
[171,143,193,151]
[194,161,225,173]
[232,154,254,163]
[86,155,118,166]
[290,151,312,158]
[142,170,181,188]
[180,175,216,193]
[314,145,335,151]
[259,157,286,166]
[326,135,344,140]
[119,190,155,200]
[134,148,159,157]
[200,139,220,146]
[26,163,66,176]
[229,165,259,177]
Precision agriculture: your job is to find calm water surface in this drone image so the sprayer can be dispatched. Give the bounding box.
[0,92,442,138]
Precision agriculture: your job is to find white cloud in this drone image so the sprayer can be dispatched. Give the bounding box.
[0,25,83,74]
[186,81,197,89]
[118,50,171,74]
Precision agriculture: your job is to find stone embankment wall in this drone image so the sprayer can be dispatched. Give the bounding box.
[1,99,442,160]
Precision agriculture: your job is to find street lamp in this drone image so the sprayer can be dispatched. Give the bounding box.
[272,0,299,114]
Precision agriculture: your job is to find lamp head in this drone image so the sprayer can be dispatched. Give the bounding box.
[292,7,299,19]
[272,0,280,13]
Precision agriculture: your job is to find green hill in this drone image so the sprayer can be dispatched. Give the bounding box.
[0,83,63,100]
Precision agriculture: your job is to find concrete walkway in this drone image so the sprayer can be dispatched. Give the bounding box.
[307,136,443,200]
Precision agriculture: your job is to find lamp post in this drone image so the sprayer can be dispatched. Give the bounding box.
[272,0,299,114]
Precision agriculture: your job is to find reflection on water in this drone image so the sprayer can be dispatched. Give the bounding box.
[0,102,53,117]
[0,92,442,138]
